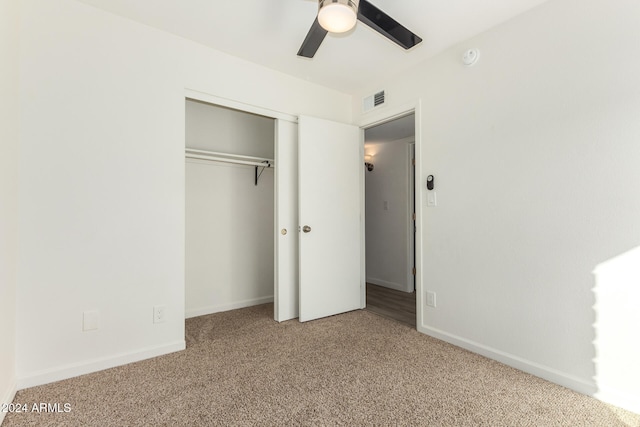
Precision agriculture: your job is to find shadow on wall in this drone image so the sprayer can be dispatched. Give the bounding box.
[592,245,640,416]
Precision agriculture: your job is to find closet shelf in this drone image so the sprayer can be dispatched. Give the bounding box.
[185,148,274,186]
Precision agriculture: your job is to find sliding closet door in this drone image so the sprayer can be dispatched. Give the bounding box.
[274,119,299,322]
[298,115,363,322]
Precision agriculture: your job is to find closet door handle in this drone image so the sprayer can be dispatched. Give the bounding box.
[302,225,312,233]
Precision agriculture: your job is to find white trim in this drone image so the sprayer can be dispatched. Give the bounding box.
[0,379,17,425]
[359,99,423,328]
[413,102,424,332]
[185,296,274,319]
[418,325,600,394]
[407,143,416,295]
[358,100,420,129]
[360,129,367,309]
[416,325,640,413]
[367,277,410,293]
[17,341,185,390]
[184,89,297,123]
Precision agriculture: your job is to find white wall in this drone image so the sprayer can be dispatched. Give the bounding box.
[17,0,351,388]
[185,100,275,158]
[353,0,640,413]
[0,0,19,418]
[364,141,412,292]
[185,101,274,317]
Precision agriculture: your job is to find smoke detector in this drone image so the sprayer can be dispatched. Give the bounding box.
[462,49,480,67]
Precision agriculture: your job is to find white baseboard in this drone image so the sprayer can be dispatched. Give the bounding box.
[367,277,411,293]
[17,340,185,390]
[418,325,597,394]
[417,324,640,415]
[0,379,17,425]
[185,296,274,319]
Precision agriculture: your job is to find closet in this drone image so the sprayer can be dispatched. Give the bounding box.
[185,99,275,318]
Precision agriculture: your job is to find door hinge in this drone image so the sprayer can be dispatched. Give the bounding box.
[412,267,416,276]
[412,158,415,166]
[412,212,416,221]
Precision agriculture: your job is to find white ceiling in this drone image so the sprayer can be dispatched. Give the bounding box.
[77,0,550,94]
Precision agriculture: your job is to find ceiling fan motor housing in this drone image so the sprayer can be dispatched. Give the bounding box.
[318,0,360,33]
[298,0,421,58]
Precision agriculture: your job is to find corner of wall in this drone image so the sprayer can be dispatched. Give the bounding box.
[0,379,17,425]
[0,0,20,423]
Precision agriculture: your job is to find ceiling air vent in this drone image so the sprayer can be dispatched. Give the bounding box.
[362,90,386,113]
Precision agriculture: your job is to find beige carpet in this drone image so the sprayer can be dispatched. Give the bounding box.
[5,304,639,426]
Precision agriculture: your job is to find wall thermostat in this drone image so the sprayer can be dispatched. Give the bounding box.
[427,175,434,190]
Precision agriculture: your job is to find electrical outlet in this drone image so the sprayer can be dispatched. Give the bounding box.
[83,310,99,331]
[153,305,166,324]
[426,291,437,308]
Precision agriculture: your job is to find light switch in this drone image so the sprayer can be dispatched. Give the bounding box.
[426,291,437,308]
[427,192,437,207]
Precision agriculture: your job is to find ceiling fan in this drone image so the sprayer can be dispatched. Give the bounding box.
[298,0,422,58]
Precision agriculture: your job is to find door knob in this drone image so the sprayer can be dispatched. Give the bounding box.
[302,225,312,233]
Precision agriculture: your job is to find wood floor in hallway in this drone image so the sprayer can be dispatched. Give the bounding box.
[365,283,416,327]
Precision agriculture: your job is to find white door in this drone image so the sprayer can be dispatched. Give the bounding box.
[298,115,363,322]
[274,119,299,322]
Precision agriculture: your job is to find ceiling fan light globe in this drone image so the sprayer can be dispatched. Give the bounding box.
[318,1,358,33]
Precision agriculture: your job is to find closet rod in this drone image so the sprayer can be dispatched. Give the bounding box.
[185,148,275,168]
[185,153,274,168]
[185,148,274,186]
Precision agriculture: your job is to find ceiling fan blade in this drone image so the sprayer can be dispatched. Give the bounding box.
[297,17,328,58]
[357,0,422,50]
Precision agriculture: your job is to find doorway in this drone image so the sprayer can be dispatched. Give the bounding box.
[363,113,417,327]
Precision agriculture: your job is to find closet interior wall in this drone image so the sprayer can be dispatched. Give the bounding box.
[185,99,275,318]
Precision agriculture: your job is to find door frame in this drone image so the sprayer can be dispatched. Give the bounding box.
[184,89,297,123]
[409,142,416,292]
[358,100,423,328]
